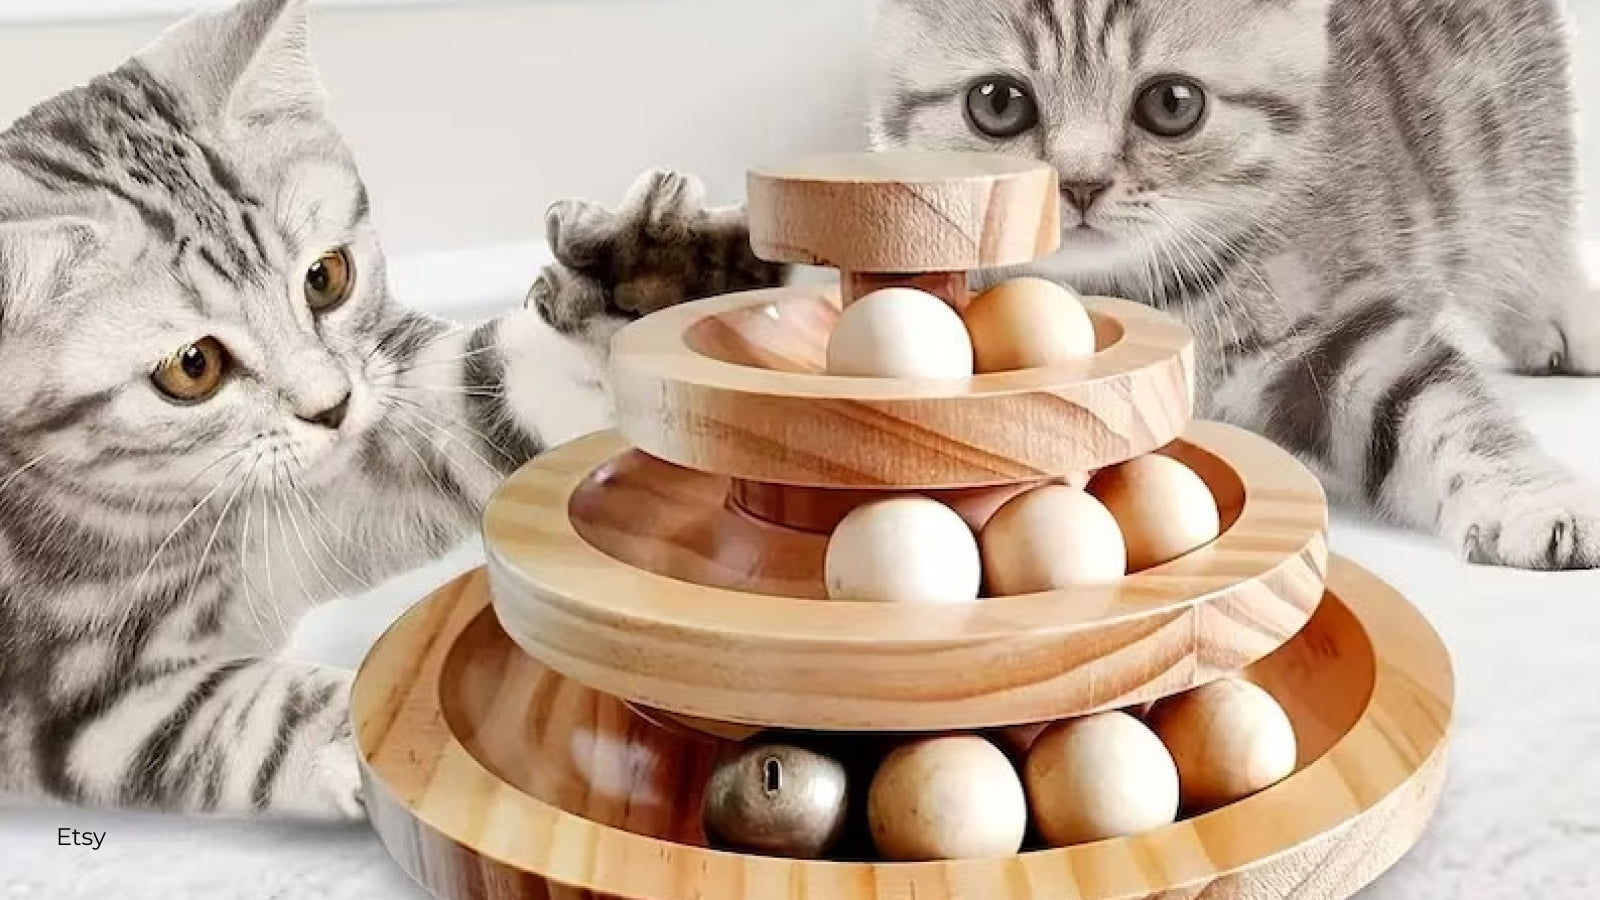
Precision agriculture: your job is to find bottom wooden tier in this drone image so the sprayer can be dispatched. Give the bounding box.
[352,557,1452,900]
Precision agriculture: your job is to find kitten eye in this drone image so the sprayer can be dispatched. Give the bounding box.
[1133,76,1207,138]
[305,248,354,312]
[152,337,229,403]
[965,76,1039,139]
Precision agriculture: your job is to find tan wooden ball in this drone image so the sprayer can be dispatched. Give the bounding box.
[1023,711,1179,846]
[1146,678,1299,813]
[962,277,1098,373]
[867,736,1027,861]
[1088,454,1220,572]
[980,485,1127,595]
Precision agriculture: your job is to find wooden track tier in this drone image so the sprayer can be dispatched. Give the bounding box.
[746,151,1061,275]
[608,285,1194,489]
[481,420,1329,733]
[353,559,1454,900]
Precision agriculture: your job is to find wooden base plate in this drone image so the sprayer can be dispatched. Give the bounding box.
[483,420,1328,732]
[354,557,1452,900]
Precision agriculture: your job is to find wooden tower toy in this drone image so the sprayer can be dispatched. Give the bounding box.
[352,151,1454,900]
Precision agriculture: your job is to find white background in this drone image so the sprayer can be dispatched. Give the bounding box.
[0,0,1593,260]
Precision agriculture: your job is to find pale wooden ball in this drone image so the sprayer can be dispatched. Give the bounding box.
[824,497,981,604]
[1146,678,1298,813]
[962,277,1097,373]
[980,485,1127,595]
[826,287,974,378]
[1088,455,1220,572]
[1023,711,1179,846]
[867,736,1028,861]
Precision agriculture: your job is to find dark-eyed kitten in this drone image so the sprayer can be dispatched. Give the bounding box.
[535,0,1600,571]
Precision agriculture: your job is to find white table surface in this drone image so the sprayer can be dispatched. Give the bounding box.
[5,245,1600,899]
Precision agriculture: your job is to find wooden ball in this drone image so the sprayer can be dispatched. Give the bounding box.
[824,497,981,604]
[979,486,1127,595]
[962,277,1096,373]
[826,287,974,378]
[1146,678,1298,813]
[702,744,850,858]
[867,736,1027,861]
[1088,455,1220,572]
[1022,712,1179,846]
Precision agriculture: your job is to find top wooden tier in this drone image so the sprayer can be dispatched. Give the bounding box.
[605,151,1194,488]
[747,150,1061,278]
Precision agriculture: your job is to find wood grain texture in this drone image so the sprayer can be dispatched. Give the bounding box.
[354,557,1454,900]
[481,420,1329,732]
[841,270,970,308]
[746,151,1061,274]
[609,285,1194,489]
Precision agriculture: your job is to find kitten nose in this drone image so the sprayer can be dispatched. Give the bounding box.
[298,392,351,431]
[1062,181,1111,214]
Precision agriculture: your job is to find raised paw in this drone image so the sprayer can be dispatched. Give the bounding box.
[1451,485,1600,571]
[529,168,786,331]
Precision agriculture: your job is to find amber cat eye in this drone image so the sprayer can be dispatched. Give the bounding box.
[305,247,355,312]
[151,337,229,403]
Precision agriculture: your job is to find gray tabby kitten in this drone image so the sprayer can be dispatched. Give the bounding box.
[538,0,1600,570]
[0,0,745,818]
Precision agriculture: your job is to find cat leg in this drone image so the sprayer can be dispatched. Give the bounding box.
[1476,242,1598,377]
[44,657,360,819]
[1215,297,1600,570]
[361,169,790,519]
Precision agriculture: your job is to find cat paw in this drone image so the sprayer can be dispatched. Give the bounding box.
[528,168,785,332]
[311,718,367,821]
[1494,316,1571,376]
[1449,484,1600,570]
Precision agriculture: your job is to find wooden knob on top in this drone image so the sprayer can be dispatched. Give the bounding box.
[746,151,1061,276]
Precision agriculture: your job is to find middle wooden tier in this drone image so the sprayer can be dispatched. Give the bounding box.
[609,283,1195,489]
[483,420,1329,733]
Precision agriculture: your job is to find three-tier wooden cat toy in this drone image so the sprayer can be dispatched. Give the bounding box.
[352,151,1454,900]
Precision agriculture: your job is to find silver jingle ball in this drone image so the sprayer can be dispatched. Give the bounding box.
[702,744,850,859]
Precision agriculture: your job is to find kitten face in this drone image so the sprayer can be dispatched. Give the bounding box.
[0,0,389,506]
[869,0,1330,290]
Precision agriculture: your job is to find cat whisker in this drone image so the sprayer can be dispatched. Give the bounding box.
[278,472,346,602]
[234,462,271,645]
[266,452,313,629]
[189,450,262,607]
[384,413,459,507]
[0,452,53,501]
[384,384,508,399]
[383,393,518,469]
[283,445,369,551]
[367,342,503,384]
[126,449,254,604]
[281,448,371,592]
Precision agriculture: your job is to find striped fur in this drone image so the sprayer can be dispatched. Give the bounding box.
[540,0,1600,571]
[0,0,643,819]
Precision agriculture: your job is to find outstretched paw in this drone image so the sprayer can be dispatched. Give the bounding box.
[528,169,786,333]
[312,717,366,821]
[1450,481,1600,571]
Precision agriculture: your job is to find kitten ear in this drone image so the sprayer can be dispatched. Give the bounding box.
[137,0,326,126]
[0,217,98,335]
